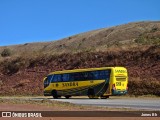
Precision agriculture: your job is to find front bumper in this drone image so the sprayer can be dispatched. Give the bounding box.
[112,89,127,95]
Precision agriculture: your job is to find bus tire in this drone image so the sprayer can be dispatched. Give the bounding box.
[51,90,58,99]
[88,89,95,99]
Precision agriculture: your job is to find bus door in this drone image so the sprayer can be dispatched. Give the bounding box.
[99,70,111,95]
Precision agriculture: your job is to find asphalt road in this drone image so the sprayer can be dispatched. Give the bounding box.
[1,96,159,110]
[51,97,160,110]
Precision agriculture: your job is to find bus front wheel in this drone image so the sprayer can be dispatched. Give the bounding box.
[51,90,58,99]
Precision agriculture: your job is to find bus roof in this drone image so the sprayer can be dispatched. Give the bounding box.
[48,67,126,75]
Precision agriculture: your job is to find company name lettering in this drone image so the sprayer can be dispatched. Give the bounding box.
[115,70,127,73]
[62,82,78,87]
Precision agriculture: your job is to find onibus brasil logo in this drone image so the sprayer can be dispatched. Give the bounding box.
[1,112,42,118]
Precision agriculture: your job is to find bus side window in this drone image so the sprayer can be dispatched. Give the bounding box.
[83,72,89,80]
[99,70,107,79]
[52,74,62,82]
[52,75,56,82]
[51,75,55,83]
[69,73,73,81]
[62,74,69,82]
[79,73,84,81]
[69,73,82,81]
[57,74,62,82]
[88,71,94,79]
[92,71,99,79]
[47,75,53,83]
[104,70,110,78]
[98,70,111,79]
[74,73,81,81]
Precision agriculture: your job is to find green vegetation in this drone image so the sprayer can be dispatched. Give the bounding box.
[135,30,160,45]
[135,37,160,45]
[151,27,158,32]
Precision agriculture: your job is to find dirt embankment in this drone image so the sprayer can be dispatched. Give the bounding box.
[0,45,159,96]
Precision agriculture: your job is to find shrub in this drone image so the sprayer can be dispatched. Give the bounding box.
[128,79,160,96]
[4,61,20,74]
[151,27,158,32]
[2,57,27,75]
[1,48,12,57]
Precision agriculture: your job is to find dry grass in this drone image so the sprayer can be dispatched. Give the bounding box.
[0,98,139,111]
[0,21,160,56]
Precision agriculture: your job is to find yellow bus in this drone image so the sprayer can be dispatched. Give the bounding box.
[43,67,128,99]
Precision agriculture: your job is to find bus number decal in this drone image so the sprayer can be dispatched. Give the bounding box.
[62,82,79,87]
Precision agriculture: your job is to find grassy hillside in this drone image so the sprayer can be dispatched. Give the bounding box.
[0,21,160,96]
[0,21,160,56]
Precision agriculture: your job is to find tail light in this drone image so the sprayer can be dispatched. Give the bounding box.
[126,84,128,90]
[112,84,116,90]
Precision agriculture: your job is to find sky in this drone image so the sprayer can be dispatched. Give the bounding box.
[0,0,160,46]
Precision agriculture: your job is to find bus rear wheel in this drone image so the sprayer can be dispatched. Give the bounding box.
[88,89,97,99]
[51,90,58,99]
